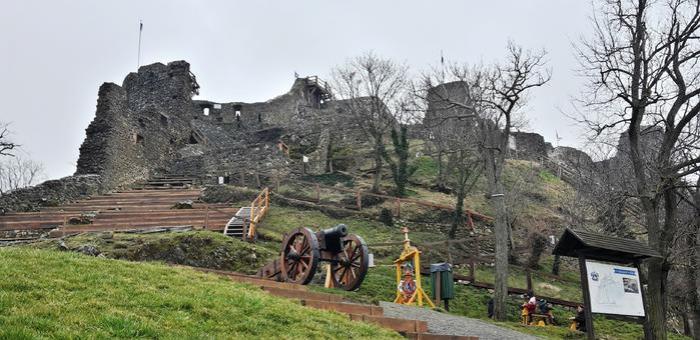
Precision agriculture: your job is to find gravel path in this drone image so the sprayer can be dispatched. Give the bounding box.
[379,302,540,340]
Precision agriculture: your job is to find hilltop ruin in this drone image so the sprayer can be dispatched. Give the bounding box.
[0,60,655,216]
[74,60,367,189]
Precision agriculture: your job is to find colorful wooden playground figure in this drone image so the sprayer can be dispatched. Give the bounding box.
[393,227,435,307]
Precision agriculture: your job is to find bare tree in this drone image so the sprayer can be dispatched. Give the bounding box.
[419,43,549,320]
[0,123,17,157]
[332,52,409,192]
[0,156,44,195]
[478,43,550,320]
[576,0,700,337]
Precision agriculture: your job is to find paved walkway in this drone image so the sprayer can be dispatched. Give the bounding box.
[379,302,540,340]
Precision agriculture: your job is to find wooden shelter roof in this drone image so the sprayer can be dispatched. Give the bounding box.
[552,228,661,263]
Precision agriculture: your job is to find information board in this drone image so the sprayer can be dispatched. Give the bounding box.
[585,260,645,317]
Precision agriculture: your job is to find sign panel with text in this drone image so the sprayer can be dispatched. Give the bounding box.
[586,260,645,317]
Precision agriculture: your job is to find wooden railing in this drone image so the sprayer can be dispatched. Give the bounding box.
[247,187,270,240]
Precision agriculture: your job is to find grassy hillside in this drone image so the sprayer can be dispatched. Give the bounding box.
[6,148,683,339]
[0,247,400,339]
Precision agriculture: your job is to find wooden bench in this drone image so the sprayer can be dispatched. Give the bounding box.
[520,307,551,326]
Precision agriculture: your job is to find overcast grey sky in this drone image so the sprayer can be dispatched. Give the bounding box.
[0,0,593,180]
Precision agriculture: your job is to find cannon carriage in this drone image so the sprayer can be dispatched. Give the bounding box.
[257,224,369,291]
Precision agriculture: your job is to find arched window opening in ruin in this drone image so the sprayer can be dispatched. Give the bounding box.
[160,114,169,126]
[188,132,198,144]
[203,108,210,116]
[234,104,242,118]
[133,133,144,144]
[257,113,261,123]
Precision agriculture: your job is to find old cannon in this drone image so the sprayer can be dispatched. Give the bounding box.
[257,224,369,291]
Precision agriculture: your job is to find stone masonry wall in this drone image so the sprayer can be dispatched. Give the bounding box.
[0,175,102,214]
[75,83,148,189]
[510,131,550,161]
[76,61,198,189]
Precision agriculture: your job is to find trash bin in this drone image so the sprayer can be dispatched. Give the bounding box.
[430,262,454,309]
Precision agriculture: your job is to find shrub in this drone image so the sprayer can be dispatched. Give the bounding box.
[379,208,394,226]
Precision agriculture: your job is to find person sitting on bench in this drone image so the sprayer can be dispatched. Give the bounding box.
[521,293,537,324]
[569,305,586,332]
[538,299,555,325]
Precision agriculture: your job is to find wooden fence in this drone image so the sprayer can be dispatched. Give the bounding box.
[237,170,493,226]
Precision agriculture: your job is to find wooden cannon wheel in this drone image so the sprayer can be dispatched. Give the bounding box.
[331,234,369,291]
[280,227,320,285]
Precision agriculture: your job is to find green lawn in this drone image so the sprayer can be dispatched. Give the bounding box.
[0,247,400,339]
[258,206,444,246]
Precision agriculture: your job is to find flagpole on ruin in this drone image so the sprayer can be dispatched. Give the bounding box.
[137,20,143,69]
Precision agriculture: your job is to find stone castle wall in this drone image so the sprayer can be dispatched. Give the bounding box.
[75,61,199,188]
[0,175,102,214]
[72,62,381,188]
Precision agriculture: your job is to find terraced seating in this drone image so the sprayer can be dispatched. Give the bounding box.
[0,177,237,236]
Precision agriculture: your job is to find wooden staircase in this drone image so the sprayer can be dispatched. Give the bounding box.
[133,175,195,190]
[0,180,237,237]
[192,268,478,339]
[223,188,269,240]
[223,207,256,238]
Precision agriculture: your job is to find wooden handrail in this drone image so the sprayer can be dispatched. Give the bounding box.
[247,187,270,240]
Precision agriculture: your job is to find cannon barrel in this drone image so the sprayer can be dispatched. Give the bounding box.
[318,224,348,252]
[320,224,348,239]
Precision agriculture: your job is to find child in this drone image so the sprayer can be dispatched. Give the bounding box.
[521,294,537,324]
[575,305,586,331]
[538,299,555,325]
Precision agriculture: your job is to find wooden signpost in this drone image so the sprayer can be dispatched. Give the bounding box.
[552,228,661,340]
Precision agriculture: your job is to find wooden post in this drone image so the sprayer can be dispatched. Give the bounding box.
[446,239,453,264]
[240,170,245,186]
[469,259,476,282]
[264,188,269,208]
[578,254,596,340]
[255,172,261,188]
[204,204,209,229]
[356,190,362,210]
[315,184,320,202]
[475,236,481,258]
